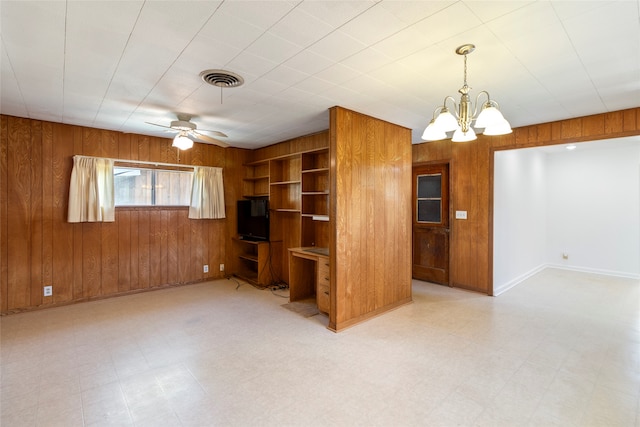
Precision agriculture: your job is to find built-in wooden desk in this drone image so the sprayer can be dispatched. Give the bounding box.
[288,247,330,314]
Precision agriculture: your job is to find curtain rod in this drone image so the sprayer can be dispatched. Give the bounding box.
[73,155,196,170]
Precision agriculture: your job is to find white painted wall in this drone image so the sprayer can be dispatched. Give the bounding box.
[493,149,547,295]
[493,138,640,294]
[546,143,640,276]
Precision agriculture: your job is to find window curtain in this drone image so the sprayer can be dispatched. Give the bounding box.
[67,155,115,223]
[189,166,226,219]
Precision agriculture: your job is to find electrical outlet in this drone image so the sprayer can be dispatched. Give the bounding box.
[203,265,209,273]
[43,286,52,297]
[219,263,225,272]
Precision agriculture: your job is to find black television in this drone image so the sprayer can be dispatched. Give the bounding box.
[237,199,270,241]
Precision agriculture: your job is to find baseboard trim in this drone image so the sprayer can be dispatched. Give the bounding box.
[546,264,640,280]
[328,297,413,332]
[494,264,640,297]
[493,264,546,296]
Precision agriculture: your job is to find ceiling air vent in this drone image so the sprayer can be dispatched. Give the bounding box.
[199,69,244,88]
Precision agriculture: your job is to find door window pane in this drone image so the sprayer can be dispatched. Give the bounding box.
[418,200,441,223]
[418,175,441,198]
[416,173,442,224]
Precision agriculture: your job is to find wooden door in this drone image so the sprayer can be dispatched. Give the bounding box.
[412,164,450,285]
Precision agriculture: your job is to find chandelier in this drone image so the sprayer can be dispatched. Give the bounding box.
[422,44,512,142]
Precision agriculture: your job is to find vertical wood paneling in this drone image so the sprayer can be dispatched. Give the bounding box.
[149,211,162,287]
[7,117,31,309]
[605,112,623,134]
[119,133,132,159]
[138,210,150,289]
[30,121,43,307]
[101,222,119,295]
[476,138,491,292]
[623,109,637,131]
[583,114,604,136]
[41,122,54,302]
[118,210,131,292]
[161,210,170,285]
[138,136,150,162]
[130,211,140,289]
[191,220,204,280]
[167,210,179,284]
[177,213,189,283]
[82,223,102,297]
[330,107,412,331]
[450,141,476,288]
[0,116,7,311]
[52,125,75,303]
[4,107,636,313]
[1,115,238,313]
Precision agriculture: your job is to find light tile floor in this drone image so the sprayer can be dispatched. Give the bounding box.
[1,268,639,426]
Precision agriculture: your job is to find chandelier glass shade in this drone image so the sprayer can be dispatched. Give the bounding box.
[172,131,194,150]
[422,44,512,142]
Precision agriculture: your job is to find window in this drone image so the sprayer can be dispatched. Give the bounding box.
[416,173,442,223]
[114,166,192,206]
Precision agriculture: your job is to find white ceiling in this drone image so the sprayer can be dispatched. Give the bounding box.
[1,0,639,149]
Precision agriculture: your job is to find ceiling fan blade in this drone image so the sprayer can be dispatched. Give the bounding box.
[145,121,174,130]
[190,131,230,148]
[198,129,228,138]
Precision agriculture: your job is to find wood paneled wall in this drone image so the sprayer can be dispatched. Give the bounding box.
[330,107,413,331]
[251,130,330,162]
[0,115,250,314]
[412,107,640,294]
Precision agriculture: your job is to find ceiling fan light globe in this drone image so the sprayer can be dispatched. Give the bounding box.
[172,134,194,150]
[452,126,477,142]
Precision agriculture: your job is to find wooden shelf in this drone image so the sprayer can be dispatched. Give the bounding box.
[239,139,329,288]
[243,159,269,167]
[242,161,270,197]
[232,238,281,287]
[302,168,329,174]
[239,253,258,262]
[270,180,301,185]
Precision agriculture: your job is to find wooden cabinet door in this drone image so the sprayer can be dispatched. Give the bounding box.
[412,163,449,285]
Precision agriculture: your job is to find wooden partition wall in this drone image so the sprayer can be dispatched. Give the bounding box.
[412,107,640,295]
[0,115,249,314]
[330,106,413,331]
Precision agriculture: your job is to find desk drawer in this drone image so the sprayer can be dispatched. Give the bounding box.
[317,260,330,286]
[317,283,330,314]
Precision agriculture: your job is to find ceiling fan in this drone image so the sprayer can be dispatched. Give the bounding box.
[146,114,229,149]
